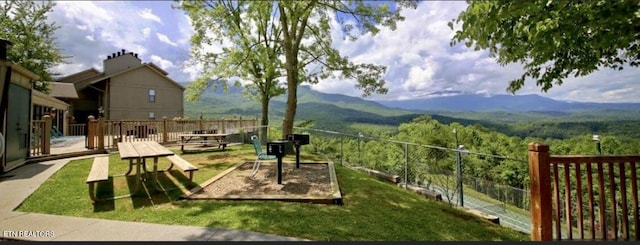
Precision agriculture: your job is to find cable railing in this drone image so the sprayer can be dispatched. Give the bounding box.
[289,126,532,233]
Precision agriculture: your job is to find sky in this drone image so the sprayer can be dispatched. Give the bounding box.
[45,1,640,103]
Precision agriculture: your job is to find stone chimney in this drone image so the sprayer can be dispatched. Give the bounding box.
[0,39,12,61]
[103,48,142,75]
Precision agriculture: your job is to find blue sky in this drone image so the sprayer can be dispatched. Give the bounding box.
[46,1,640,103]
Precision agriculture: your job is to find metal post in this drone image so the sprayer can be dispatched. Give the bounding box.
[357,132,362,166]
[277,156,283,184]
[593,135,602,155]
[340,135,343,166]
[404,143,408,190]
[454,129,463,207]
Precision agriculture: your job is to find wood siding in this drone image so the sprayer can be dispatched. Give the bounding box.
[108,67,183,120]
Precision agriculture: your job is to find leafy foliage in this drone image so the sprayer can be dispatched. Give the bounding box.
[0,0,68,92]
[450,0,640,93]
[176,0,287,143]
[276,0,418,137]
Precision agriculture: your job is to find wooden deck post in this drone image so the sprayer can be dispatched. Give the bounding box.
[42,115,51,154]
[528,142,553,241]
[97,117,104,150]
[162,116,168,143]
[87,116,96,149]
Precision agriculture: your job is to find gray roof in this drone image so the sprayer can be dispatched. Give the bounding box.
[48,82,79,99]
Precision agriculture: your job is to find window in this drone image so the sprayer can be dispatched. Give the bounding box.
[148,112,155,120]
[149,89,155,102]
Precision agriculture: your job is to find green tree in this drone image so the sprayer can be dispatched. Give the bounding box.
[276,0,417,137]
[450,1,640,93]
[0,0,68,92]
[176,0,285,140]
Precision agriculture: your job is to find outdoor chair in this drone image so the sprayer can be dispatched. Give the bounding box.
[250,135,276,176]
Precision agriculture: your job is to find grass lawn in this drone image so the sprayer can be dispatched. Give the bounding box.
[16,144,529,241]
[422,173,531,217]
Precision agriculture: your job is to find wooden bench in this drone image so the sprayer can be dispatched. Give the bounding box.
[180,140,229,151]
[178,133,230,152]
[86,156,110,203]
[166,155,199,181]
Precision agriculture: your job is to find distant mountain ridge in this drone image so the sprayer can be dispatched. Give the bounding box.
[375,93,640,112]
[182,82,640,123]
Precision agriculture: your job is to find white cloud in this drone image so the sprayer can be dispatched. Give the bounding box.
[403,58,440,91]
[182,62,203,81]
[150,55,176,70]
[138,8,162,23]
[47,1,640,102]
[156,33,177,46]
[53,1,156,58]
[57,2,114,30]
[50,63,88,79]
[176,14,193,45]
[142,28,151,39]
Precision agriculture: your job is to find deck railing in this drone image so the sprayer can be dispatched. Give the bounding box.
[528,143,639,241]
[29,115,52,157]
[30,120,46,156]
[67,123,86,136]
[30,116,258,156]
[86,117,259,150]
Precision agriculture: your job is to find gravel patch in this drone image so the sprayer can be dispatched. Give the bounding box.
[189,161,334,199]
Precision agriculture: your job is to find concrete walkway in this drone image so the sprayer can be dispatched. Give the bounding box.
[0,155,307,241]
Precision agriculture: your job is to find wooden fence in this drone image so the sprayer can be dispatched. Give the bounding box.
[528,143,639,241]
[30,117,50,156]
[67,123,86,136]
[86,117,259,150]
[30,116,258,155]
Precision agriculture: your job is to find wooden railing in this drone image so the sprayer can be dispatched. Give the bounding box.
[86,117,259,150]
[67,123,86,136]
[30,116,51,156]
[529,143,639,241]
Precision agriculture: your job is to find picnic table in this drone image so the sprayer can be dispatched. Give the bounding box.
[117,141,174,194]
[177,133,230,151]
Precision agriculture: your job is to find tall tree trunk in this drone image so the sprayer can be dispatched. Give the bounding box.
[282,62,297,138]
[260,95,269,143]
[279,4,296,139]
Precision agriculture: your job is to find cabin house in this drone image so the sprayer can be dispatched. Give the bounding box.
[1,39,39,172]
[57,49,185,123]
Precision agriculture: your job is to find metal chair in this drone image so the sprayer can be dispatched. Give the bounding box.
[250,135,276,176]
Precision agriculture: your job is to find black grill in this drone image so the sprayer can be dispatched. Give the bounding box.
[286,134,310,145]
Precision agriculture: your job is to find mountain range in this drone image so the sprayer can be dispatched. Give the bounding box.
[185,83,640,114]
[376,93,640,112]
[181,82,640,139]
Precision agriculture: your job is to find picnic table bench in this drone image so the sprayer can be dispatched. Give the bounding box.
[86,156,110,203]
[166,155,199,181]
[177,133,230,152]
[118,141,175,195]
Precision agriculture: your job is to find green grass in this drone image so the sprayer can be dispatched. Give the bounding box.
[16,144,529,241]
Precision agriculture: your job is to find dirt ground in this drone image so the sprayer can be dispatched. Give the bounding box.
[188,161,335,199]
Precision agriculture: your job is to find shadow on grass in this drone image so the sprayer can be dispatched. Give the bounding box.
[166,169,199,190]
[124,172,186,209]
[93,177,115,212]
[197,162,236,172]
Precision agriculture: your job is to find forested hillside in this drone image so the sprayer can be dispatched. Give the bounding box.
[304,115,640,192]
[184,84,640,191]
[184,83,640,141]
